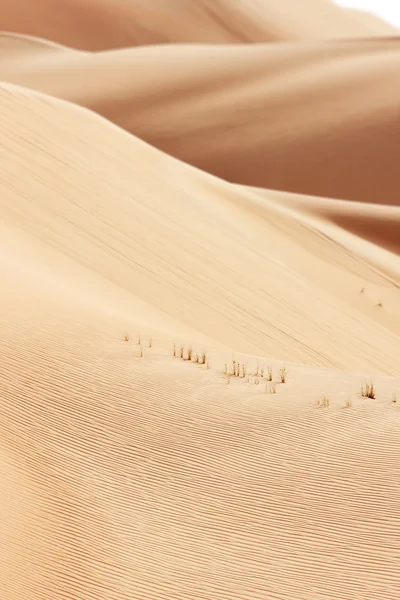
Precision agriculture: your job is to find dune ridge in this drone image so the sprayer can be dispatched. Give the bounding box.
[0,0,397,50]
[2,35,400,204]
[2,83,400,371]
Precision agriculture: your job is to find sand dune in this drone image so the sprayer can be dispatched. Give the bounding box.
[0,0,397,50]
[2,83,400,370]
[2,35,399,204]
[0,82,399,600]
[2,0,400,597]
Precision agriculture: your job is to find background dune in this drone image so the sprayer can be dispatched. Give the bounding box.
[0,0,398,50]
[2,35,399,204]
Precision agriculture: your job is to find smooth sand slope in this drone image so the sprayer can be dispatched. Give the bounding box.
[3,35,400,204]
[3,83,400,370]
[1,83,400,600]
[0,0,397,50]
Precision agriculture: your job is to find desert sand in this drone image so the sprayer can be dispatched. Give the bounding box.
[0,2,399,600]
[2,34,400,203]
[0,0,397,50]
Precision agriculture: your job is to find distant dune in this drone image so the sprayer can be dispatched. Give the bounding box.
[0,0,397,50]
[2,35,399,204]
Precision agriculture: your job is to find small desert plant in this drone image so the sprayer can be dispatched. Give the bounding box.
[318,395,330,408]
[392,391,397,404]
[136,333,141,345]
[361,381,375,399]
[226,374,231,384]
[344,398,352,408]
[224,363,228,374]
[266,366,273,381]
[138,346,143,358]
[199,350,207,365]
[148,337,153,348]
[279,366,287,384]
[186,346,193,361]
[360,287,365,294]
[173,342,176,356]
[123,333,130,342]
[259,367,265,378]
[266,382,276,394]
[179,345,184,359]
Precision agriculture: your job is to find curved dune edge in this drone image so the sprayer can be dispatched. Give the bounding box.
[0,83,400,600]
[0,0,397,50]
[2,82,400,369]
[248,186,400,257]
[2,38,399,204]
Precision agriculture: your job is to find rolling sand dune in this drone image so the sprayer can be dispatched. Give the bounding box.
[0,0,397,50]
[2,35,400,203]
[2,83,400,370]
[1,0,400,597]
[0,83,399,600]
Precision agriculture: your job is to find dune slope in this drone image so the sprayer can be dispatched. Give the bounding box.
[0,84,399,600]
[2,83,400,369]
[0,0,397,50]
[2,36,400,204]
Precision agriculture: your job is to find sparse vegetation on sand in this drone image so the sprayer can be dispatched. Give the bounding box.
[123,332,130,342]
[361,381,375,399]
[279,366,287,383]
[317,395,330,408]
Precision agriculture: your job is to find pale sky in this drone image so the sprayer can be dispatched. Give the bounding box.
[334,0,400,28]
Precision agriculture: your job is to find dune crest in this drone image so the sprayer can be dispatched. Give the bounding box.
[2,37,399,204]
[0,0,398,50]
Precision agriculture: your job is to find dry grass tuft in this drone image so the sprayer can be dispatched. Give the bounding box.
[344,398,352,408]
[266,366,273,381]
[199,350,207,365]
[279,366,287,384]
[376,300,383,308]
[123,333,130,342]
[179,345,184,359]
[136,333,141,345]
[185,346,193,361]
[392,391,397,404]
[266,382,276,394]
[138,346,143,358]
[148,337,153,348]
[318,395,330,408]
[361,381,376,399]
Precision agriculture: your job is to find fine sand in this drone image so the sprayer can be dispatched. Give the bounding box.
[1,34,400,203]
[1,2,400,600]
[0,0,397,50]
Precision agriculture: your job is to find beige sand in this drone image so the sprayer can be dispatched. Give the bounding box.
[0,83,399,600]
[2,35,399,203]
[0,0,397,49]
[1,1,400,598]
